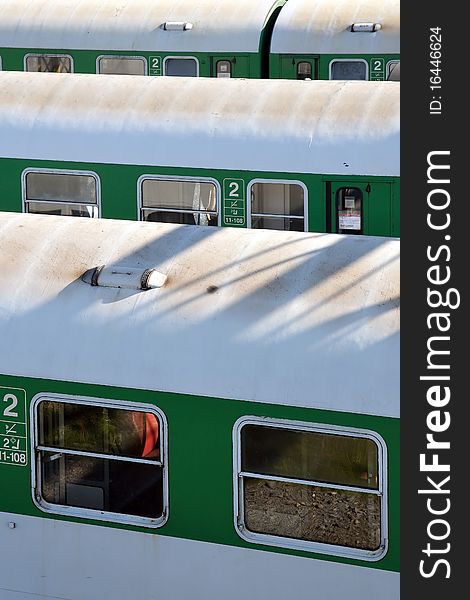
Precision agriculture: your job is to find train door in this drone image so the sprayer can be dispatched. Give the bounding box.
[211,56,250,78]
[328,181,394,237]
[278,55,319,79]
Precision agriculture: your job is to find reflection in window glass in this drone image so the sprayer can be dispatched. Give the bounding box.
[387,61,400,81]
[217,60,232,78]
[242,425,378,489]
[36,400,164,521]
[336,187,363,234]
[330,61,367,80]
[98,56,146,75]
[26,55,72,73]
[24,171,98,217]
[251,182,304,232]
[238,422,383,554]
[38,402,160,459]
[297,62,312,80]
[25,202,98,218]
[165,58,198,77]
[244,478,381,550]
[141,179,218,226]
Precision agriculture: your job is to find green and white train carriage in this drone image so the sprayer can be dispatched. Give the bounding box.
[0,0,400,81]
[0,0,285,78]
[0,72,400,237]
[0,213,399,600]
[269,0,400,81]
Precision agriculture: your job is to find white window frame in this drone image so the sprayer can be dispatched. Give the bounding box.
[233,415,388,561]
[329,58,369,80]
[247,178,308,232]
[0,56,2,71]
[163,55,200,77]
[30,393,169,528]
[137,174,221,226]
[24,53,74,73]
[96,55,148,75]
[22,168,101,217]
[386,60,400,80]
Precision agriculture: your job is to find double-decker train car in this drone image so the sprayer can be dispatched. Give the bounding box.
[270,0,400,81]
[0,212,399,600]
[0,0,400,80]
[0,72,400,237]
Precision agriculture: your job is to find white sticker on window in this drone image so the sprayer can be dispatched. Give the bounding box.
[339,216,361,230]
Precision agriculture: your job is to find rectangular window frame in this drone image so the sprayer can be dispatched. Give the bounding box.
[96,55,148,75]
[22,168,101,218]
[329,58,369,81]
[24,53,74,73]
[247,178,308,232]
[30,393,169,528]
[163,56,200,77]
[233,416,388,561]
[137,174,221,226]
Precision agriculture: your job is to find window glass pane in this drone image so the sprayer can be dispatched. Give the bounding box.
[251,216,304,232]
[40,451,164,518]
[251,183,304,217]
[241,425,378,489]
[98,57,146,75]
[244,477,380,550]
[38,401,160,460]
[387,61,400,81]
[26,172,97,204]
[26,55,72,73]
[165,58,198,77]
[337,187,362,234]
[143,210,218,226]
[217,60,231,78]
[142,180,216,211]
[297,62,312,80]
[26,202,96,217]
[331,61,367,80]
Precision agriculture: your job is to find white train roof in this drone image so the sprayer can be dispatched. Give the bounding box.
[0,0,281,53]
[271,0,400,54]
[0,213,400,418]
[0,72,400,177]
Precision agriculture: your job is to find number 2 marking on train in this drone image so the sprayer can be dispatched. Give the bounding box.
[228,182,239,197]
[152,57,160,69]
[2,394,18,418]
[373,60,382,71]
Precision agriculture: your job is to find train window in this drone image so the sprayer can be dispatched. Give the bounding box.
[97,56,147,76]
[164,57,198,77]
[249,181,306,232]
[140,177,218,226]
[32,396,168,527]
[234,418,387,560]
[387,61,400,81]
[216,60,232,78]
[297,62,312,80]
[336,187,363,234]
[23,170,99,217]
[25,54,72,73]
[330,60,367,80]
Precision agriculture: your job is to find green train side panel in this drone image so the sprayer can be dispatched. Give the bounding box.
[0,157,400,237]
[0,48,261,78]
[270,54,400,80]
[0,374,399,573]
